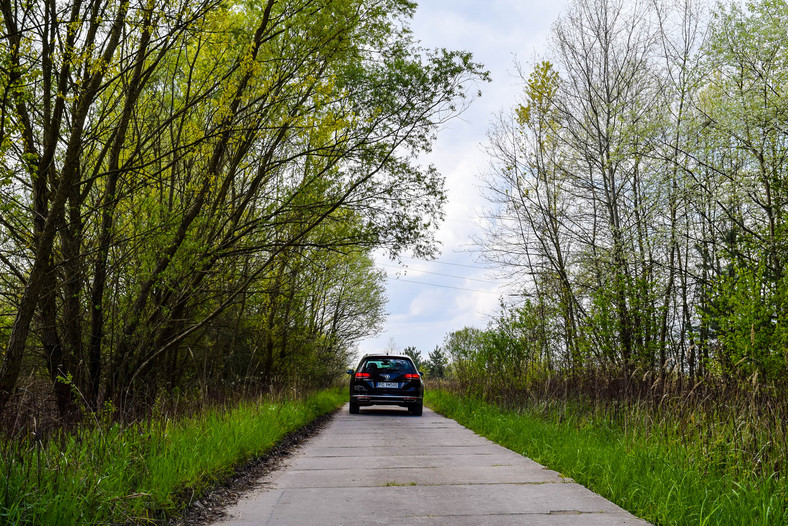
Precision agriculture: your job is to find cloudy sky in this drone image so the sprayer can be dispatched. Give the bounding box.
[357,0,570,360]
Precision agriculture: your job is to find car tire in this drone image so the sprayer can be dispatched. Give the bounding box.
[349,401,359,414]
[409,402,422,416]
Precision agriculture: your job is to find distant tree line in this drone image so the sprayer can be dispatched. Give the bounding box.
[450,0,788,395]
[0,0,487,420]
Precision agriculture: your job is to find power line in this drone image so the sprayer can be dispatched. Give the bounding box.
[395,255,490,270]
[380,264,497,284]
[389,277,502,295]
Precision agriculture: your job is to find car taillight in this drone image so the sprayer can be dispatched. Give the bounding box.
[355,372,370,379]
[404,373,419,380]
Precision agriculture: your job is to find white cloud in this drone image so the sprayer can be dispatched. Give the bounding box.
[357,0,569,359]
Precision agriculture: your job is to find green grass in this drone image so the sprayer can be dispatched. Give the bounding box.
[0,388,345,525]
[426,390,787,525]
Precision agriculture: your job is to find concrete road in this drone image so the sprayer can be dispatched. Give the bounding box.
[217,405,650,525]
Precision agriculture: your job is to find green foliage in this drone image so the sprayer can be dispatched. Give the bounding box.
[477,0,788,389]
[705,261,787,382]
[402,346,424,371]
[0,0,488,414]
[516,60,560,131]
[439,303,560,395]
[440,326,486,390]
[0,389,345,524]
[425,346,448,378]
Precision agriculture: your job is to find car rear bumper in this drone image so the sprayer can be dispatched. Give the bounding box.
[351,394,422,406]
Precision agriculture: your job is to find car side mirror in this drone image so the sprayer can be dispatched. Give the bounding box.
[346,369,354,375]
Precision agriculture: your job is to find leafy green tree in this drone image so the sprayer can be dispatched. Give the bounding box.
[403,346,424,371]
[0,0,489,415]
[474,0,788,393]
[441,327,487,394]
[694,0,788,383]
[426,346,448,379]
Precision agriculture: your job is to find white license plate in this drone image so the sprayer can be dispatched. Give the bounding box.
[377,382,399,388]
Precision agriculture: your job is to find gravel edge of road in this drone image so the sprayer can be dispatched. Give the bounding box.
[166,406,342,526]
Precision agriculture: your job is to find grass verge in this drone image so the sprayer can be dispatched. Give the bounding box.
[0,388,345,524]
[426,389,786,525]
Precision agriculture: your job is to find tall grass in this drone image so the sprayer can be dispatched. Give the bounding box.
[0,389,345,525]
[426,389,787,525]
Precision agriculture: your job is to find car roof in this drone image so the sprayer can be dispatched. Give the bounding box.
[360,354,416,367]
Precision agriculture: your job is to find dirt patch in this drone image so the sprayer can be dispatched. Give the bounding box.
[167,408,340,525]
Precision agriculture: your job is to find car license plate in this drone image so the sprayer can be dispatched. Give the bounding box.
[377,382,398,388]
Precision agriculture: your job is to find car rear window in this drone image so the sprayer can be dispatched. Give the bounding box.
[361,358,414,372]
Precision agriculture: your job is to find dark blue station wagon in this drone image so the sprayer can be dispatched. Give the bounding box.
[347,354,424,415]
